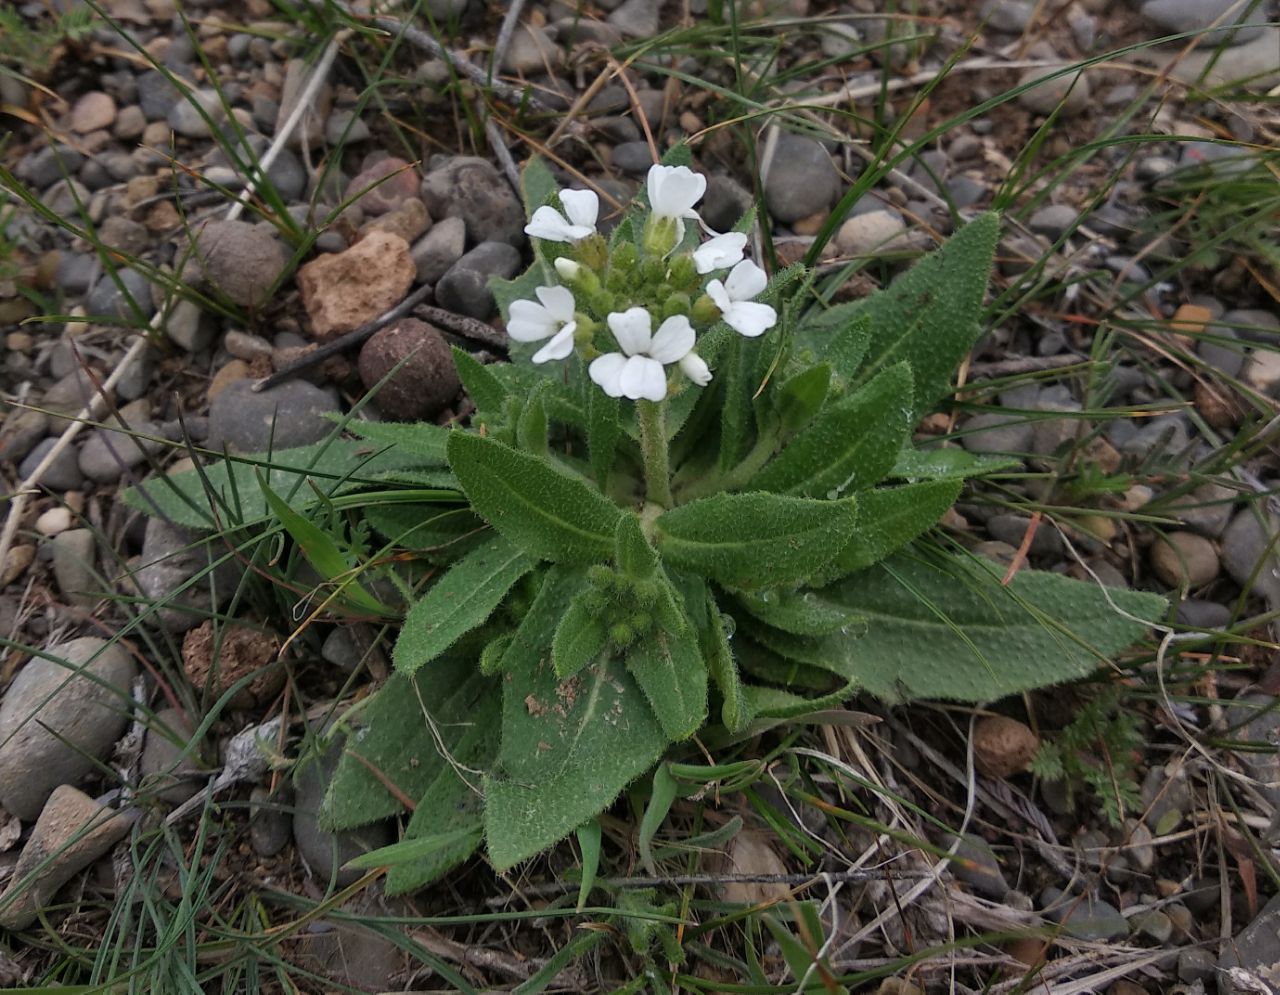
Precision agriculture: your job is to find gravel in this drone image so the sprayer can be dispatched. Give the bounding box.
[206,379,340,453]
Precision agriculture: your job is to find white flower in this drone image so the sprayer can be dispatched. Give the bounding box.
[706,259,777,338]
[507,285,578,364]
[524,188,599,243]
[589,308,696,402]
[692,231,748,274]
[646,164,706,241]
[679,351,711,386]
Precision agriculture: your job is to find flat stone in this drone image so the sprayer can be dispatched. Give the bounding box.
[87,267,154,321]
[501,23,562,74]
[1016,63,1092,116]
[357,197,431,245]
[167,88,227,137]
[608,0,660,38]
[1028,204,1079,240]
[0,786,135,930]
[836,209,909,255]
[18,437,83,491]
[51,529,97,609]
[420,156,525,247]
[1140,0,1269,48]
[1221,508,1280,603]
[250,784,294,856]
[1156,26,1280,90]
[275,57,333,148]
[0,637,137,821]
[764,134,841,224]
[131,517,234,633]
[411,216,466,284]
[139,707,203,805]
[1217,891,1280,992]
[78,418,163,483]
[206,379,340,452]
[345,157,419,216]
[434,241,521,320]
[0,407,49,464]
[947,833,1009,899]
[959,412,1034,455]
[1041,887,1129,941]
[980,0,1035,32]
[1150,531,1220,588]
[71,91,117,133]
[184,219,289,311]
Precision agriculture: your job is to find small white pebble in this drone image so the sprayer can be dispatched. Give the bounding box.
[35,506,73,536]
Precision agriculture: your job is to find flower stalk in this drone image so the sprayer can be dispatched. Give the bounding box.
[636,399,673,508]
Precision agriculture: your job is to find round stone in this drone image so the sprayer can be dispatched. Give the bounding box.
[186,219,288,310]
[764,134,841,224]
[1150,531,1220,588]
[358,318,460,420]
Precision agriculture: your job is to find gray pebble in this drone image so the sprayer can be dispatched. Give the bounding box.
[959,412,1034,455]
[250,784,294,856]
[56,252,98,296]
[185,218,290,311]
[1016,63,1092,116]
[325,108,370,145]
[764,134,841,224]
[136,70,182,121]
[501,23,561,74]
[410,216,466,285]
[980,0,1035,32]
[1131,909,1172,943]
[18,437,83,491]
[17,144,84,189]
[321,627,366,673]
[1217,891,1280,990]
[167,88,226,138]
[1028,203,1079,240]
[701,172,754,233]
[434,241,522,320]
[41,178,92,222]
[87,267,154,321]
[1040,887,1130,941]
[612,141,653,175]
[1198,323,1246,377]
[0,408,50,464]
[1175,598,1232,628]
[1222,307,1279,345]
[1221,508,1280,603]
[988,513,1062,557]
[946,833,1009,899]
[293,735,393,887]
[608,0,660,38]
[78,419,163,483]
[50,529,97,609]
[139,707,203,805]
[1140,0,1269,48]
[132,517,234,633]
[0,636,137,821]
[206,379,339,453]
[420,156,525,247]
[1179,947,1216,984]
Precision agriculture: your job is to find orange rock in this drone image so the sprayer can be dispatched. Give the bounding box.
[1167,303,1213,348]
[296,230,415,341]
[973,715,1040,779]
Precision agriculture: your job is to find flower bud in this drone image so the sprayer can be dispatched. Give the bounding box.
[577,233,609,271]
[554,257,582,281]
[667,254,696,288]
[660,292,691,321]
[588,564,613,589]
[691,292,720,325]
[609,621,635,646]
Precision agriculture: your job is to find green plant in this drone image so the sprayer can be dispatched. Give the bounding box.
[0,5,95,82]
[1030,686,1144,826]
[126,148,1164,891]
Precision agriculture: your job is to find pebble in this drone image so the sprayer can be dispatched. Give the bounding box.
[612,141,654,175]
[275,57,333,149]
[1169,480,1236,538]
[35,506,73,536]
[358,318,460,420]
[1150,531,1219,588]
[18,437,84,491]
[132,518,233,632]
[1178,947,1216,984]
[321,626,365,672]
[411,215,467,284]
[0,408,50,464]
[1221,508,1280,603]
[1157,26,1280,88]
[1140,0,1268,48]
[357,197,432,245]
[51,528,97,610]
[186,219,289,311]
[0,786,136,930]
[71,91,117,133]
[973,714,1039,777]
[167,88,227,138]
[979,0,1035,32]
[501,23,561,73]
[78,418,163,483]
[207,379,340,453]
[608,0,661,38]
[836,209,909,255]
[1243,351,1280,394]
[224,329,274,361]
[87,267,154,321]
[138,707,203,805]
[1198,323,1245,377]
[420,156,526,247]
[1225,693,1280,809]
[1028,204,1079,240]
[325,107,371,145]
[764,134,841,224]
[988,513,1062,557]
[345,157,419,216]
[293,735,393,887]
[1218,891,1280,984]
[1175,598,1232,629]
[99,215,149,256]
[297,230,416,340]
[1129,910,1172,944]
[1222,307,1279,344]
[17,144,84,189]
[434,240,522,319]
[1040,887,1129,940]
[0,636,137,821]
[702,172,754,233]
[250,784,294,856]
[1016,63,1092,116]
[1124,819,1155,872]
[946,833,1009,899]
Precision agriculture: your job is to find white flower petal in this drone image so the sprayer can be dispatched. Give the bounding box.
[554,257,581,280]
[507,298,555,342]
[559,188,599,230]
[693,231,748,274]
[647,164,706,220]
[724,258,768,301]
[706,278,732,314]
[649,315,695,364]
[725,300,777,338]
[524,205,575,242]
[607,307,653,357]
[679,351,712,386]
[589,353,628,397]
[535,284,576,323]
[531,322,577,364]
[620,355,668,402]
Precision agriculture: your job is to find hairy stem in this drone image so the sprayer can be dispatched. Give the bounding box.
[636,399,673,508]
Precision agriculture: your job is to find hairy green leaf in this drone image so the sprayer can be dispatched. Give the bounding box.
[891,446,1019,481]
[341,419,450,464]
[616,513,659,579]
[819,479,963,580]
[638,764,678,876]
[772,362,831,436]
[698,587,750,733]
[588,388,621,489]
[552,589,610,678]
[803,213,999,423]
[734,587,864,637]
[750,363,913,498]
[628,623,707,741]
[818,553,1166,702]
[452,347,507,415]
[654,492,859,590]
[485,656,667,870]
[393,534,535,673]
[447,432,622,563]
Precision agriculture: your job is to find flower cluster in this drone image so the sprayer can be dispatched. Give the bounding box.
[510,163,778,402]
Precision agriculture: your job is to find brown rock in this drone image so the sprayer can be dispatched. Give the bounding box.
[357,197,431,245]
[357,318,460,420]
[297,230,415,341]
[1193,380,1242,429]
[1150,531,1219,588]
[720,831,789,905]
[973,715,1039,779]
[207,359,250,401]
[182,621,282,709]
[70,91,117,133]
[0,786,135,929]
[0,544,34,586]
[344,157,419,216]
